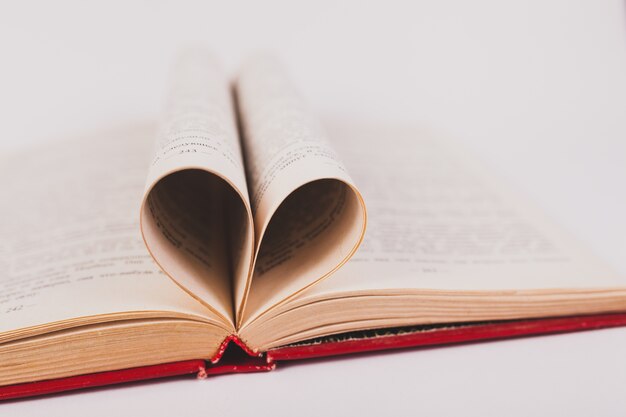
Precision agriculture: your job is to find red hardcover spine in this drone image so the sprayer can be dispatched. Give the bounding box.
[2,313,626,401]
[0,360,206,401]
[266,313,626,361]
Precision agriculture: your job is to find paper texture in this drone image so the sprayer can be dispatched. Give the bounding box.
[238,121,626,349]
[141,52,366,326]
[235,56,366,324]
[5,52,623,360]
[0,125,224,343]
[140,50,254,324]
[302,121,625,295]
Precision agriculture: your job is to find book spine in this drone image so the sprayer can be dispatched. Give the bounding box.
[0,360,206,401]
[3,314,626,400]
[266,313,626,361]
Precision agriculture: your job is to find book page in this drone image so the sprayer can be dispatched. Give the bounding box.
[140,50,254,323]
[302,121,625,298]
[0,125,226,344]
[239,121,626,348]
[235,57,366,325]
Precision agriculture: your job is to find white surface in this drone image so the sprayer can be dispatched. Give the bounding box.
[1,0,625,415]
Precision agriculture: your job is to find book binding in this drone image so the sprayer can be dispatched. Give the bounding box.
[2,313,626,401]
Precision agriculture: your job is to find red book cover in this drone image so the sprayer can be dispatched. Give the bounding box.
[2,313,626,401]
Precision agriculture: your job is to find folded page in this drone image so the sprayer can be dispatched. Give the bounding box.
[235,56,367,325]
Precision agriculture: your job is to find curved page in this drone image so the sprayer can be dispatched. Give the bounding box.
[236,56,367,326]
[141,51,367,328]
[140,50,254,324]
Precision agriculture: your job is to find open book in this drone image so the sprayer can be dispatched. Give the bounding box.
[2,50,626,399]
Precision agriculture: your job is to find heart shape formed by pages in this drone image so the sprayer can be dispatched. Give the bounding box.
[139,51,366,329]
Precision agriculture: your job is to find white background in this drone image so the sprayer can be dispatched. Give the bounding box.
[2,1,626,415]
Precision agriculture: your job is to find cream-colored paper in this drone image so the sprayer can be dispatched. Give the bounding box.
[238,121,626,349]
[0,125,227,344]
[140,52,367,327]
[321,121,625,293]
[235,56,366,325]
[140,50,254,323]
[6,52,625,372]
